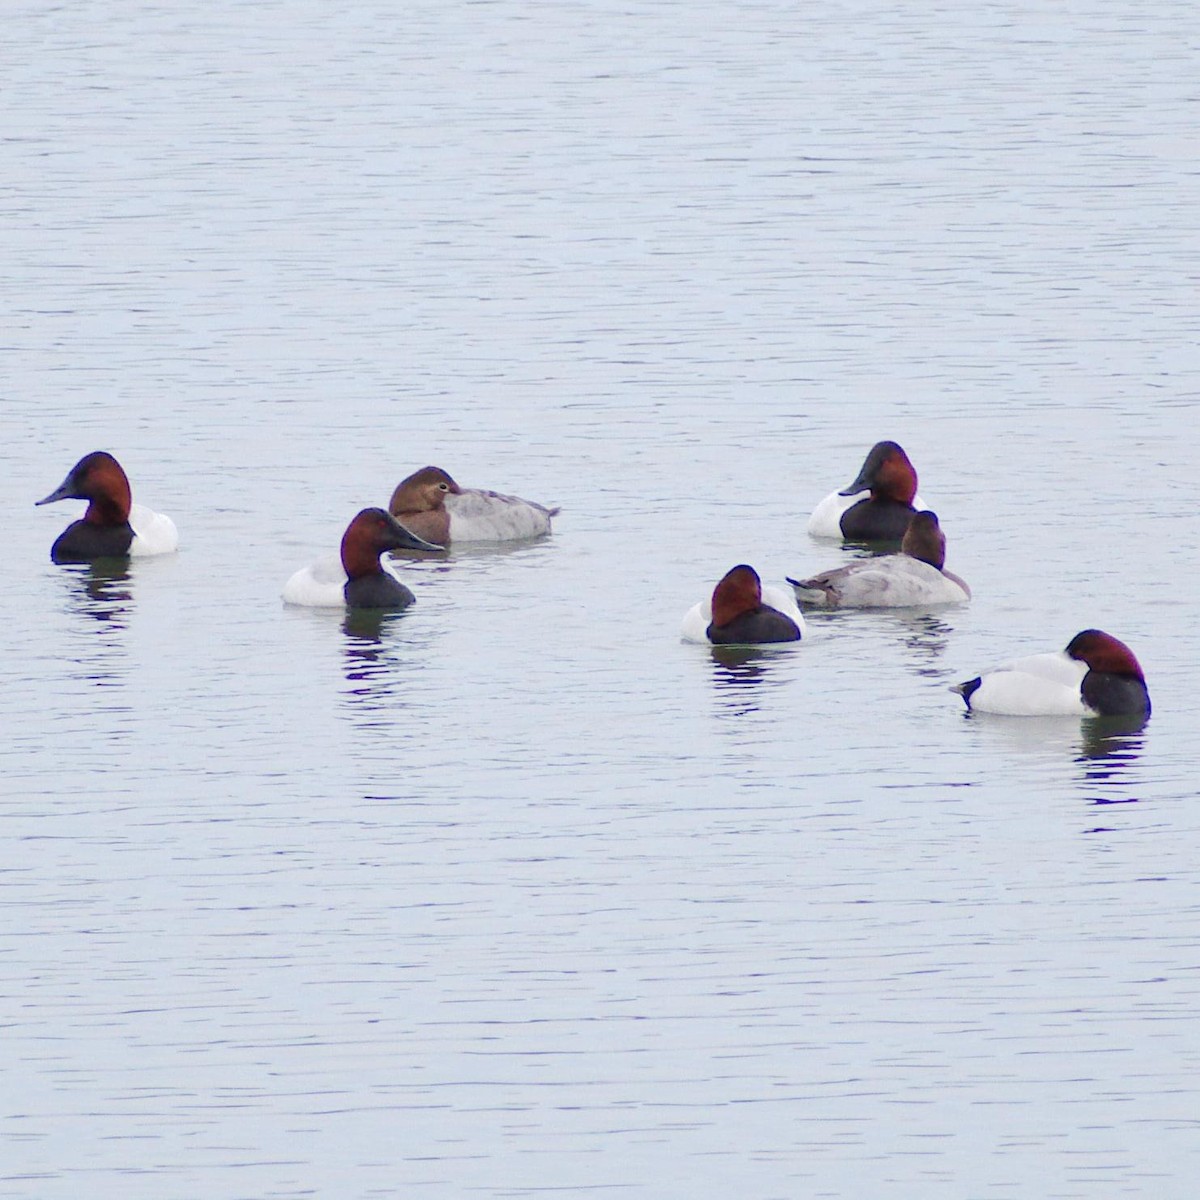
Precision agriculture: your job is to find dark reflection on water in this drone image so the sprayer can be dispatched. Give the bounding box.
[707,646,792,716]
[342,608,392,645]
[887,611,955,677]
[802,606,956,677]
[387,545,450,566]
[52,563,134,712]
[962,707,1150,813]
[340,610,417,717]
[60,560,134,627]
[813,541,889,561]
[1076,714,1149,809]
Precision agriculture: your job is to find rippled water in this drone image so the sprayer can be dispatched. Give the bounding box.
[4,1,1199,1196]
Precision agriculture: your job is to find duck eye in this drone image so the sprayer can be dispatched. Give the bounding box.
[438,482,449,491]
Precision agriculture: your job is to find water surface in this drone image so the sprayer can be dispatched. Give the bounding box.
[3,2,1199,1197]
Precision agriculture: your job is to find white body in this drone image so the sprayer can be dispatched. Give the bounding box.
[282,553,410,608]
[129,503,179,557]
[964,650,1090,715]
[681,584,805,644]
[446,489,555,542]
[806,490,929,539]
[793,554,968,608]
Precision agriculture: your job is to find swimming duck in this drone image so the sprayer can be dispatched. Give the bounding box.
[282,508,441,609]
[388,466,558,545]
[807,440,927,542]
[954,629,1150,717]
[789,511,969,608]
[681,565,805,645]
[37,451,179,562]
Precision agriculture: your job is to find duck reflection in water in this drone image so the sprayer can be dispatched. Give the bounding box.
[342,607,390,645]
[804,609,955,681]
[708,646,786,717]
[1076,713,1148,807]
[888,611,954,678]
[51,561,135,699]
[340,610,419,717]
[63,559,134,627]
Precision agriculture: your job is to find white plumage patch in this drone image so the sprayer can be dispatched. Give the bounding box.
[128,503,179,556]
[966,651,1089,715]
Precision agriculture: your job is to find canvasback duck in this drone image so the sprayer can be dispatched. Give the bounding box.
[388,466,558,546]
[282,508,441,609]
[37,451,178,562]
[788,511,970,608]
[807,440,928,542]
[954,629,1150,717]
[681,565,805,645]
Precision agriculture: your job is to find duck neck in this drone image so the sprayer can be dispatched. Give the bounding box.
[341,538,384,581]
[84,492,131,527]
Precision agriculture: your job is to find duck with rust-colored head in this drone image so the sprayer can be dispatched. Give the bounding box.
[682,565,805,645]
[954,629,1150,717]
[789,511,970,608]
[37,450,178,562]
[283,508,441,610]
[807,440,928,544]
[388,465,557,546]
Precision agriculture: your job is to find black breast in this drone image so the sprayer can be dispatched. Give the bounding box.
[343,572,415,610]
[51,520,135,563]
[839,498,914,543]
[708,605,801,645]
[1081,671,1151,717]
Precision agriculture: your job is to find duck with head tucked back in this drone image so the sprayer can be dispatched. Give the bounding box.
[681,565,805,645]
[283,508,441,609]
[807,440,928,543]
[789,511,970,608]
[954,629,1150,717]
[389,466,558,546]
[37,451,179,562]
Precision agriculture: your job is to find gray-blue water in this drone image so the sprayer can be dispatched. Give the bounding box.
[4,2,1199,1196]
